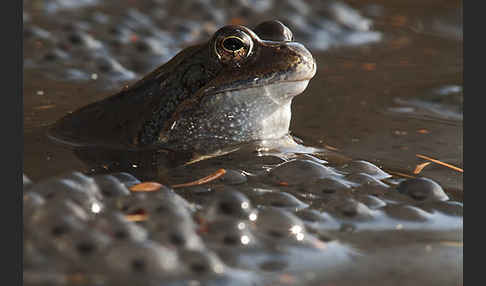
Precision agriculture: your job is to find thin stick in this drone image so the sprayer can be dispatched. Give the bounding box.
[128,169,227,193]
[387,170,415,179]
[33,104,56,110]
[172,169,227,188]
[323,144,339,151]
[416,154,463,173]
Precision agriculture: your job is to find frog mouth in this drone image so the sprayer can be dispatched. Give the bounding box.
[206,79,312,105]
[205,54,316,100]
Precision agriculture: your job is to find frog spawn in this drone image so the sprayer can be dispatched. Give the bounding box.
[23,171,340,284]
[23,157,461,285]
[24,0,381,84]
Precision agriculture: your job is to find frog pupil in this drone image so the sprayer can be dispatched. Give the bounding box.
[223,37,244,51]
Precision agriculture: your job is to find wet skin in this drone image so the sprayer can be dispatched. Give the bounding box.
[49,20,316,153]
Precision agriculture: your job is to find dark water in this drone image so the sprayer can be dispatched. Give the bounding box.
[293,3,462,193]
[23,0,462,285]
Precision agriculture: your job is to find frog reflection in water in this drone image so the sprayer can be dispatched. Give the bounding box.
[50,20,316,160]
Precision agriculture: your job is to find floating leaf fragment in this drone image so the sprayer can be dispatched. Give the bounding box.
[67,273,86,283]
[387,171,415,179]
[125,214,148,222]
[229,17,245,25]
[129,182,163,192]
[362,63,376,71]
[413,162,431,175]
[417,129,430,134]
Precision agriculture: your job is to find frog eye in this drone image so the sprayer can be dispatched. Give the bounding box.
[214,30,253,65]
[222,36,246,52]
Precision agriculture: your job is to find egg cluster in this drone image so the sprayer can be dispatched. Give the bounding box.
[23,156,461,285]
[23,0,381,84]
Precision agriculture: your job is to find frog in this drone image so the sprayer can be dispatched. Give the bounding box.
[49,20,316,155]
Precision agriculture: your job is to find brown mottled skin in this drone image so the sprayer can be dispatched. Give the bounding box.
[49,20,316,153]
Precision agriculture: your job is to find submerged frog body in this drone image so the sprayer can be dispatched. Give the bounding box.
[49,20,316,153]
